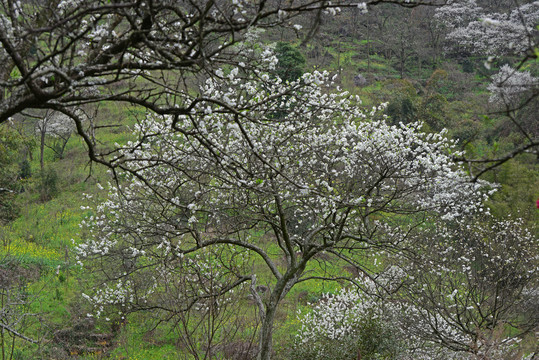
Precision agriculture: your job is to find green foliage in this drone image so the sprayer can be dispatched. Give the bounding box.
[417,93,449,131]
[0,125,24,222]
[371,79,417,103]
[54,287,63,301]
[275,42,305,82]
[386,97,415,125]
[10,66,21,80]
[486,159,539,224]
[19,159,31,180]
[38,167,58,201]
[450,118,481,145]
[425,69,449,94]
[461,59,474,73]
[0,196,18,224]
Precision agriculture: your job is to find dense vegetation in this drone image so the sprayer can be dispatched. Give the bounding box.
[0,1,537,359]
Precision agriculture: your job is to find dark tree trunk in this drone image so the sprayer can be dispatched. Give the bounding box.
[258,259,306,360]
[40,122,46,171]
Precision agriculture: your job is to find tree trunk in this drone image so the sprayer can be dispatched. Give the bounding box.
[337,36,342,78]
[257,302,277,360]
[257,264,305,360]
[366,26,371,74]
[400,43,405,79]
[40,122,46,171]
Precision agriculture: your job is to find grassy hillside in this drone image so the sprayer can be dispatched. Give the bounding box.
[1,8,538,360]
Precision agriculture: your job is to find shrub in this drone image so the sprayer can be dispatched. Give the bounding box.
[19,159,31,180]
[291,289,402,360]
[275,42,305,82]
[39,167,58,201]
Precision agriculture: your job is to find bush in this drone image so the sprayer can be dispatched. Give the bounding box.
[39,167,58,201]
[19,159,31,180]
[290,289,402,360]
[275,42,305,82]
[386,97,415,125]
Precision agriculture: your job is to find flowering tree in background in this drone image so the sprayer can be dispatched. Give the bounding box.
[35,110,84,170]
[76,41,492,358]
[436,1,539,56]
[435,0,539,178]
[295,217,539,360]
[390,216,539,359]
[487,65,539,107]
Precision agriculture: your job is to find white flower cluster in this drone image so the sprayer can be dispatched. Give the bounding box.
[57,0,85,15]
[296,288,369,344]
[487,64,539,106]
[295,284,469,359]
[297,273,537,359]
[357,2,368,14]
[82,279,133,319]
[35,110,81,138]
[295,214,538,358]
[434,0,482,30]
[436,1,539,56]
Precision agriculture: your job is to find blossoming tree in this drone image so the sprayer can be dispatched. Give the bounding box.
[393,217,539,359]
[435,0,539,178]
[295,216,539,359]
[76,42,492,359]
